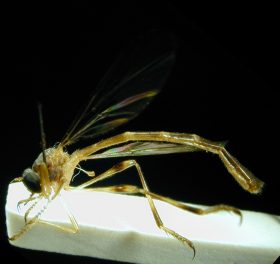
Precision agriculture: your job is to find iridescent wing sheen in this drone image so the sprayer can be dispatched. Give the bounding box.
[62,32,176,146]
[87,142,201,159]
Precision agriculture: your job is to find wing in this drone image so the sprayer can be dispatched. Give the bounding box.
[86,142,201,159]
[61,31,176,146]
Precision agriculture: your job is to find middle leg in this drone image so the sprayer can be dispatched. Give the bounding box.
[86,184,242,224]
[69,160,196,256]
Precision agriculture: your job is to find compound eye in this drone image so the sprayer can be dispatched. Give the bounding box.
[22,168,41,193]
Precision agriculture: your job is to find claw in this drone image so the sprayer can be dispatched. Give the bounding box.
[16,194,36,214]
[17,201,22,213]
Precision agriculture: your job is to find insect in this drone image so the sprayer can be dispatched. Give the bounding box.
[9,32,264,257]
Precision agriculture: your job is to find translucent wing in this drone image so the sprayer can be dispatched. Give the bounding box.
[62,32,176,146]
[87,142,201,159]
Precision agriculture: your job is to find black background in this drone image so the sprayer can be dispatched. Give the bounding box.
[2,1,279,263]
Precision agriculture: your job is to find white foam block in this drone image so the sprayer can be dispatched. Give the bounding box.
[6,183,280,263]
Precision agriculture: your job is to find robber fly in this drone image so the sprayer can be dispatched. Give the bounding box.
[9,32,264,257]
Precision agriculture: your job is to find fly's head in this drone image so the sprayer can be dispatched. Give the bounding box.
[13,150,53,196]
[21,161,52,198]
[22,168,42,193]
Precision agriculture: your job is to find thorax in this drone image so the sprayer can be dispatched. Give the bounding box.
[32,146,75,187]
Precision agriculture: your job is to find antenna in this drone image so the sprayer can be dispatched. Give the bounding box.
[38,103,47,163]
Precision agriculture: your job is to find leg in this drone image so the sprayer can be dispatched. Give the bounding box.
[23,178,66,224]
[76,132,264,194]
[10,195,78,241]
[17,193,36,213]
[9,199,47,241]
[9,214,39,241]
[37,220,78,233]
[86,184,242,224]
[23,198,40,223]
[70,160,196,257]
[38,196,78,234]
